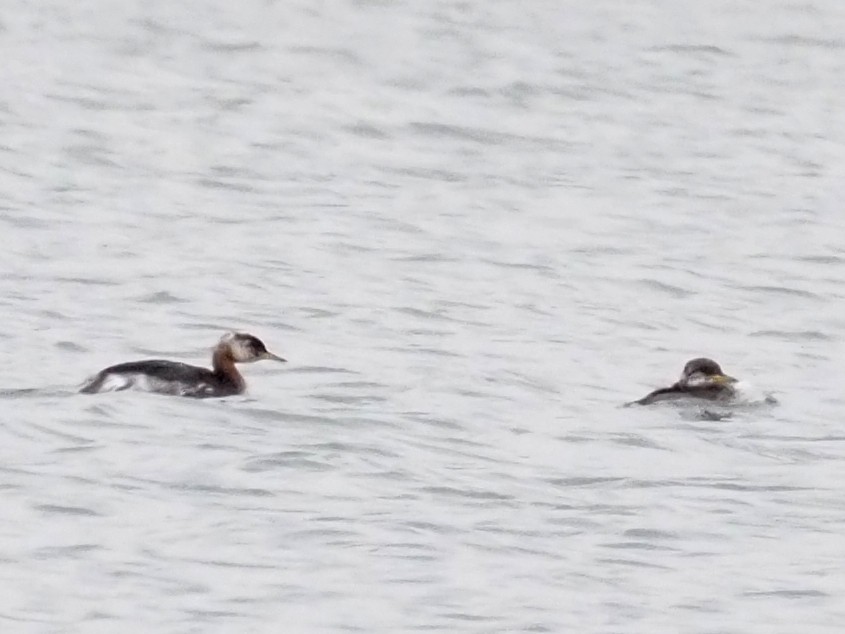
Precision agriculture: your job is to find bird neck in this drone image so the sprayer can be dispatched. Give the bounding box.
[212,346,245,392]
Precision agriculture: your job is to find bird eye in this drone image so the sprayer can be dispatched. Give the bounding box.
[250,338,266,353]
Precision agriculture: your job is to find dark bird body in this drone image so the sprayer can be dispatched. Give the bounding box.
[80,333,285,398]
[626,358,737,407]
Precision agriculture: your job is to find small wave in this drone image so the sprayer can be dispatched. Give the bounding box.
[0,386,79,399]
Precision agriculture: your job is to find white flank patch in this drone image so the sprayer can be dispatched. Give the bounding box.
[95,373,136,392]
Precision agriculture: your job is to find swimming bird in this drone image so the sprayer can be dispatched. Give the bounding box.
[80,332,285,398]
[625,357,738,406]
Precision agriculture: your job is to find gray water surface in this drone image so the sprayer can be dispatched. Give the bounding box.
[2,1,845,632]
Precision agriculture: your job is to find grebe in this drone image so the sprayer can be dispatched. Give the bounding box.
[80,332,286,398]
[625,357,738,406]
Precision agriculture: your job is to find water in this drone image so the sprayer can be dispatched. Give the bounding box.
[1,0,845,631]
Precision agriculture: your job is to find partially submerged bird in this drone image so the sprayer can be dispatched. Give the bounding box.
[625,357,738,406]
[80,332,285,398]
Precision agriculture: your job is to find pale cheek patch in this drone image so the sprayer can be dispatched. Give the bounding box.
[685,373,706,386]
[231,339,257,362]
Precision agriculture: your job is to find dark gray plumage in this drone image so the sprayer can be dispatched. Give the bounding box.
[626,357,737,407]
